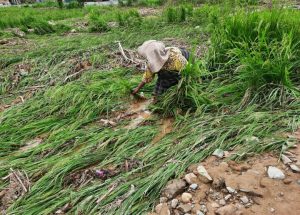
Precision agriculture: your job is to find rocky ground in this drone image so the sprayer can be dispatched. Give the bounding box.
[150,143,300,215]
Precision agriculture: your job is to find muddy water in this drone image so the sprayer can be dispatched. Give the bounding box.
[125,99,152,130]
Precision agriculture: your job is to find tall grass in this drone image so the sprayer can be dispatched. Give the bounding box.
[208,9,300,107]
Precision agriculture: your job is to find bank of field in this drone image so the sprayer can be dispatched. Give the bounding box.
[1,2,300,214]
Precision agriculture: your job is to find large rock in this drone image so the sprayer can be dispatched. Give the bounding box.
[197,165,213,183]
[161,179,187,199]
[267,166,285,180]
[185,173,197,184]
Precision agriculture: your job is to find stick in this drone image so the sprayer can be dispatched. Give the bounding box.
[116,41,140,65]
[10,168,27,193]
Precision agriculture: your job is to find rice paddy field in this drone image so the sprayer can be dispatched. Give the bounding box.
[1,0,300,214]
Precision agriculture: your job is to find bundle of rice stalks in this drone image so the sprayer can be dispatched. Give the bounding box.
[156,58,211,116]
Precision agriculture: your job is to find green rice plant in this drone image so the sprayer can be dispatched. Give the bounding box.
[155,58,211,116]
[117,9,142,27]
[208,9,300,107]
[88,10,110,32]
[164,4,193,23]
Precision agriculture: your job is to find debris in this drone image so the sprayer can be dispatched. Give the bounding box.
[226,186,236,194]
[177,203,192,213]
[161,179,187,199]
[213,149,224,158]
[100,119,117,127]
[12,28,25,37]
[289,164,300,173]
[267,166,285,179]
[281,154,292,165]
[95,169,110,180]
[240,196,249,204]
[224,194,231,201]
[184,173,197,184]
[0,168,30,210]
[189,183,198,190]
[171,199,179,208]
[197,165,213,183]
[55,203,72,214]
[181,192,192,203]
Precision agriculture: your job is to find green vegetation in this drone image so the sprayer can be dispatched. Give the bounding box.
[1,1,300,214]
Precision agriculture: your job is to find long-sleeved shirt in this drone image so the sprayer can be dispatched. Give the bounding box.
[142,47,188,83]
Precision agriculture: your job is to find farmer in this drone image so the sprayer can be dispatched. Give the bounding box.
[131,40,189,101]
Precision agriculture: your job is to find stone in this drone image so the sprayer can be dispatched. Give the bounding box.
[270,208,275,213]
[219,199,226,206]
[297,179,300,185]
[281,154,292,165]
[197,165,213,183]
[70,29,76,33]
[289,164,300,173]
[12,28,25,37]
[224,194,232,201]
[200,205,208,213]
[240,196,249,204]
[181,192,193,203]
[190,183,198,190]
[171,199,179,209]
[215,204,237,215]
[161,179,187,199]
[213,149,224,158]
[267,166,285,180]
[185,173,197,184]
[155,203,170,215]
[196,211,204,215]
[226,187,236,194]
[283,179,292,184]
[178,203,192,213]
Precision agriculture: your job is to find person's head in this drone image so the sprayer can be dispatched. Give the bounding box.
[138,40,170,73]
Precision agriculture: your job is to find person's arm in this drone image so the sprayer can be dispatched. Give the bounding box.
[132,81,146,95]
[131,67,154,95]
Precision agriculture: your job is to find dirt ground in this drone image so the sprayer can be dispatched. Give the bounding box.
[152,144,300,215]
